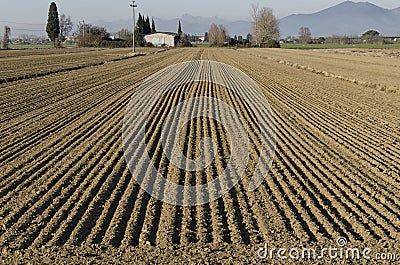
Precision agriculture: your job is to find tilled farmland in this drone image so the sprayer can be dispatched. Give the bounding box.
[0,48,399,264]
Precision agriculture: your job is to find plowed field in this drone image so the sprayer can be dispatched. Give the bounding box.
[0,48,399,264]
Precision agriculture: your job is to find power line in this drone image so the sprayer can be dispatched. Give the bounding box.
[10,28,45,32]
[0,20,45,26]
[0,21,46,33]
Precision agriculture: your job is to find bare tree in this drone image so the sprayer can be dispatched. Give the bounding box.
[251,4,280,46]
[217,24,228,45]
[208,24,218,46]
[208,23,228,47]
[1,26,11,49]
[118,28,132,40]
[59,14,74,43]
[298,26,312,44]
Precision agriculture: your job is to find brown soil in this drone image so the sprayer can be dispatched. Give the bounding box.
[0,48,399,264]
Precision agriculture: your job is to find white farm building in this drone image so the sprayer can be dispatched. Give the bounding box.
[144,32,179,47]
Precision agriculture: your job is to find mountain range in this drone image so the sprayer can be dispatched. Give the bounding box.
[94,14,252,37]
[280,1,400,37]
[93,1,400,38]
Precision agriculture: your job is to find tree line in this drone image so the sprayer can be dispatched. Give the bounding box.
[207,4,280,48]
[291,27,386,45]
[44,1,282,49]
[3,2,395,50]
[44,1,190,48]
[46,2,131,48]
[44,2,161,48]
[44,1,283,49]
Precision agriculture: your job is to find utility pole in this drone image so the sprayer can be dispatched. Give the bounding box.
[82,19,85,47]
[130,1,137,53]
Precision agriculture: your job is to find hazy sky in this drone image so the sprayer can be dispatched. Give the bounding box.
[1,0,399,32]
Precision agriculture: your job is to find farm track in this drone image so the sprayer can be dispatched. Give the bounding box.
[0,47,399,263]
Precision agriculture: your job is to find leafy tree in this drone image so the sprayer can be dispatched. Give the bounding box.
[46,2,60,47]
[298,26,312,44]
[151,18,156,33]
[88,26,109,38]
[362,30,382,44]
[1,26,11,49]
[74,22,110,47]
[178,20,183,37]
[362,30,380,37]
[251,4,280,46]
[59,14,73,43]
[204,32,209,42]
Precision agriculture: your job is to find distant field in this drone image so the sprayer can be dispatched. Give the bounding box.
[8,43,77,49]
[281,43,400,49]
[191,42,210,48]
[7,42,400,50]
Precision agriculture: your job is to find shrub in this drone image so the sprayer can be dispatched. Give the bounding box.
[260,40,280,48]
[99,38,130,48]
[176,38,192,47]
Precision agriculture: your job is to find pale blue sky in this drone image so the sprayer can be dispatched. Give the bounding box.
[0,0,399,31]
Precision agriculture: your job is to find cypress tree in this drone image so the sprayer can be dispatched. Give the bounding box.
[145,16,151,35]
[178,20,182,37]
[139,13,144,32]
[151,18,156,33]
[135,13,142,46]
[46,2,60,47]
[147,17,151,34]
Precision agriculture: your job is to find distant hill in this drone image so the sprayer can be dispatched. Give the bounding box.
[280,1,400,37]
[392,7,400,15]
[93,1,400,39]
[3,1,399,39]
[93,14,252,37]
